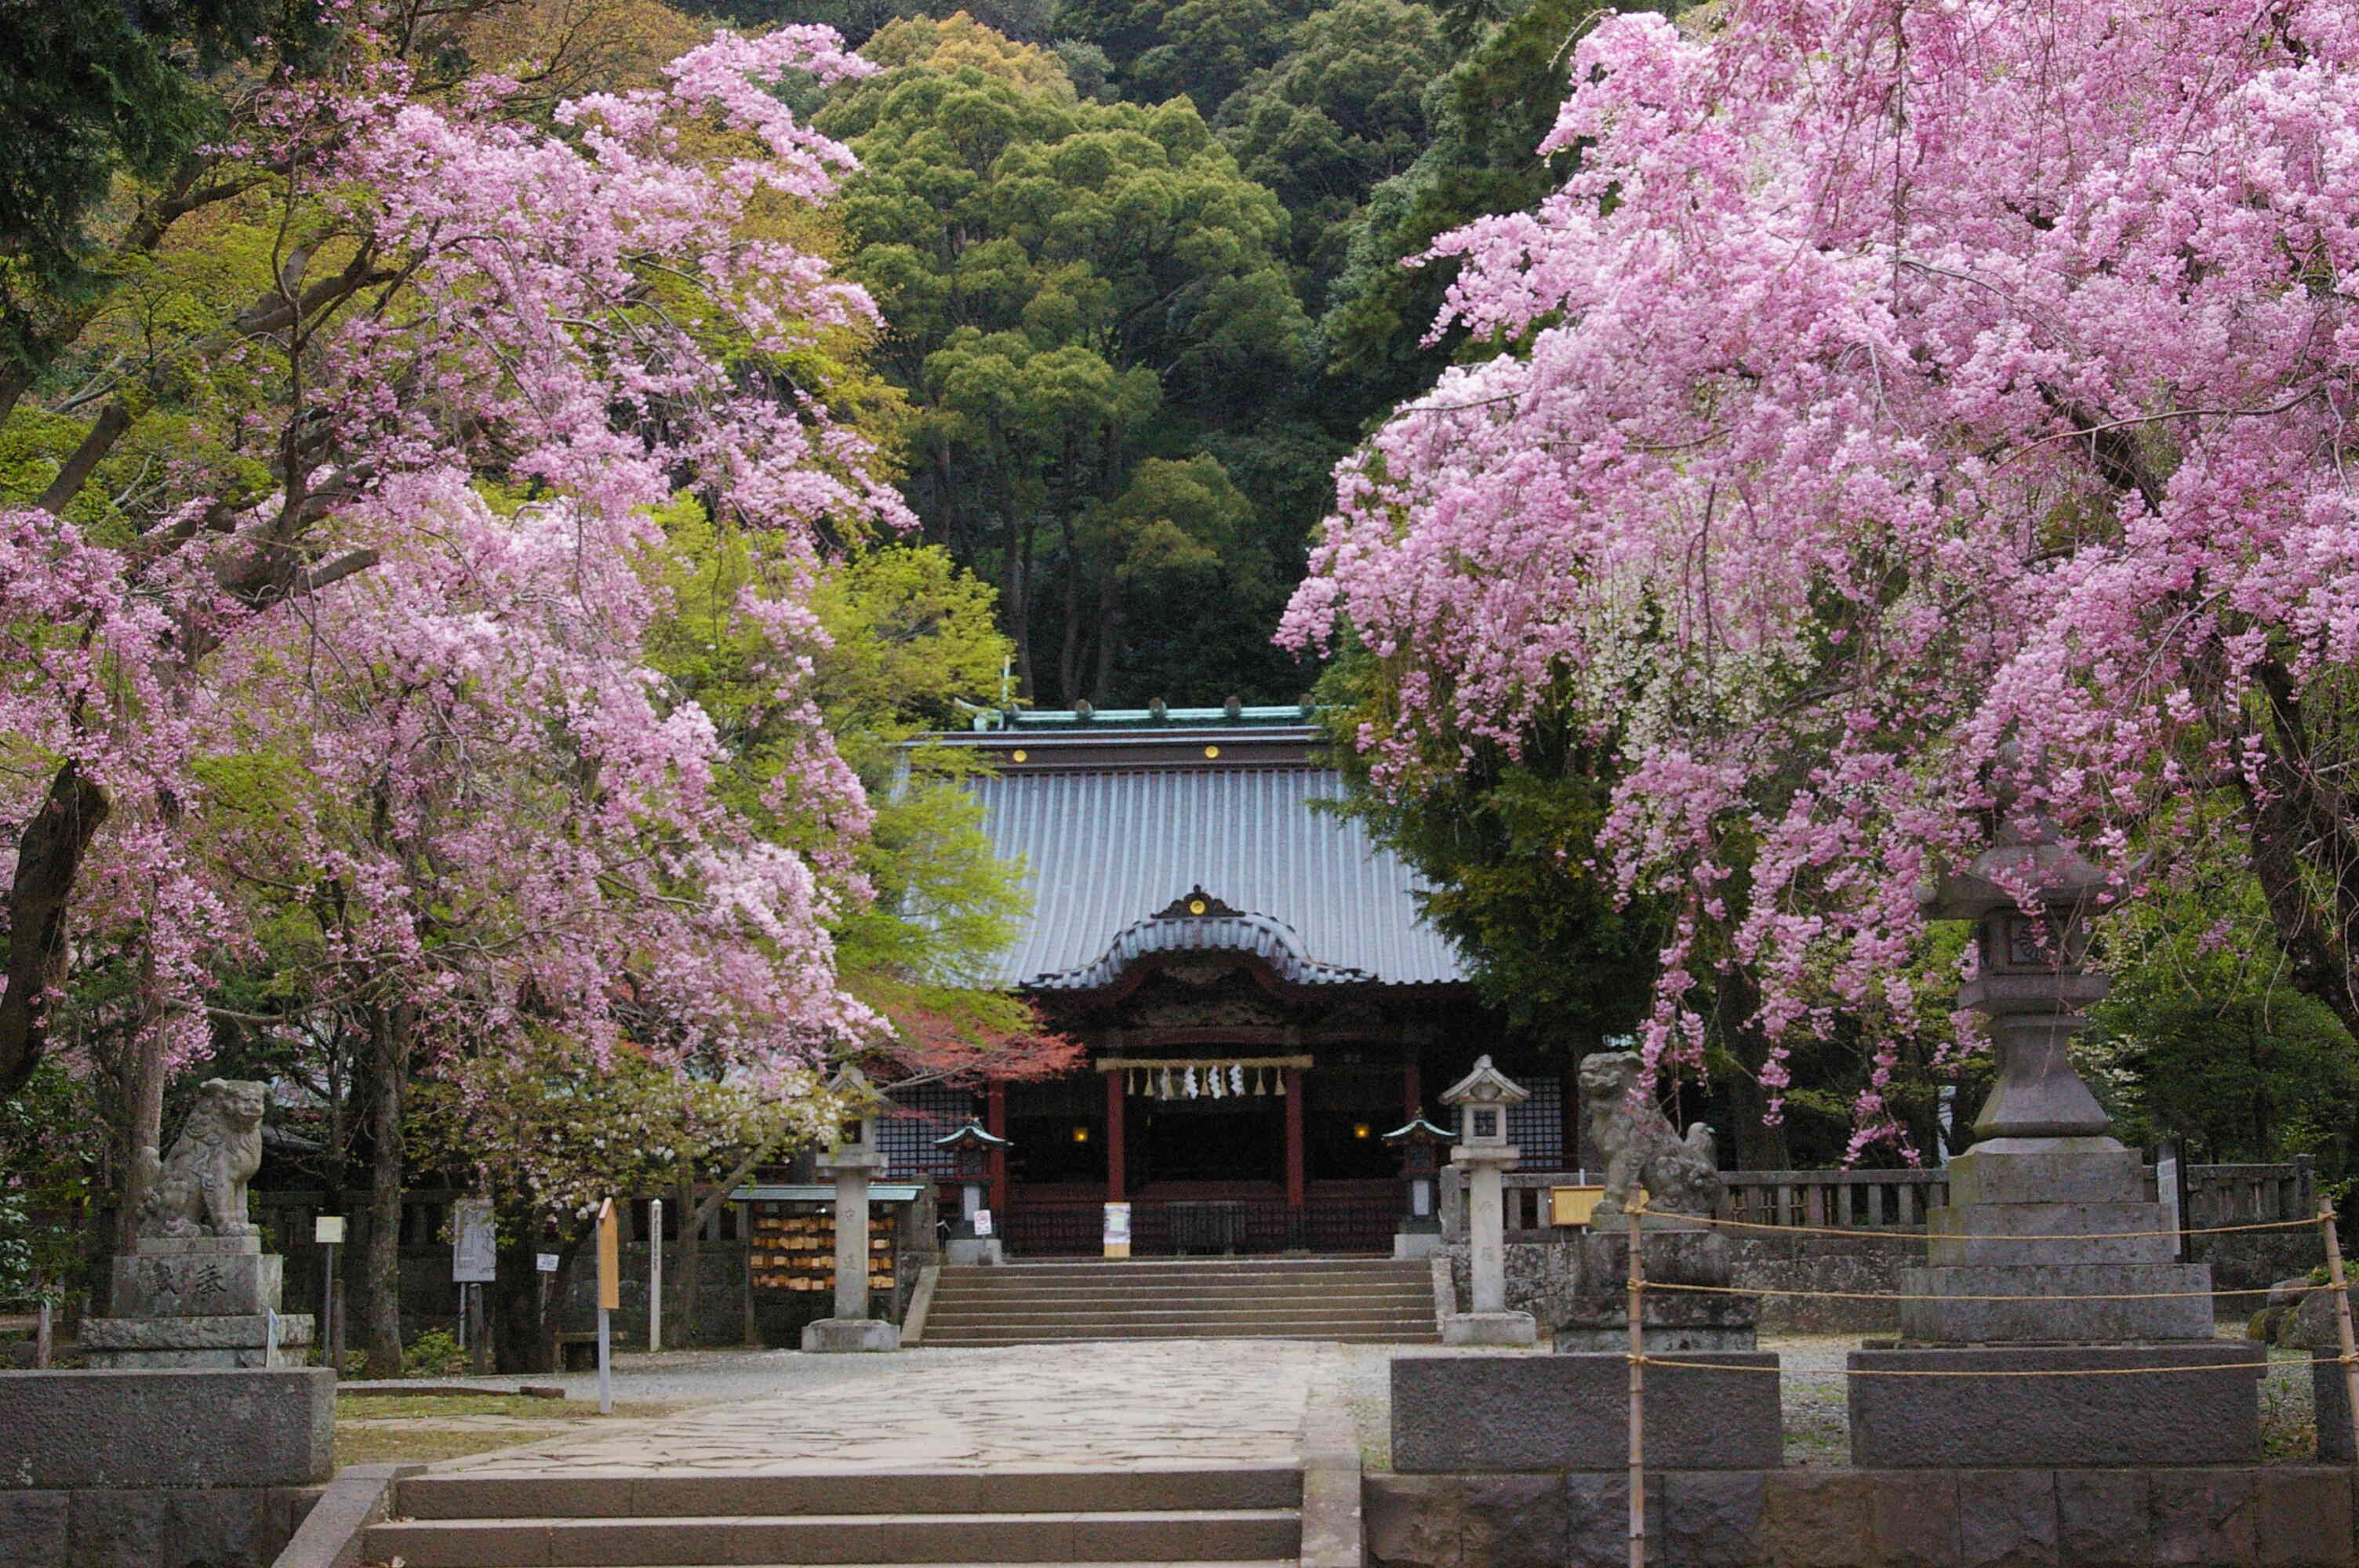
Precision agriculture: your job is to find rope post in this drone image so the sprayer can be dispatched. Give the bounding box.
[1627,1199,1646,1568]
[2321,1200,2359,1468]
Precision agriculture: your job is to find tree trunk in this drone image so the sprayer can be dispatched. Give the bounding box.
[0,764,110,1100]
[356,1001,409,1377]
[115,1028,167,1257]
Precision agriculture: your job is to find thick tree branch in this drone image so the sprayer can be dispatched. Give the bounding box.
[36,401,133,514]
[0,764,111,1098]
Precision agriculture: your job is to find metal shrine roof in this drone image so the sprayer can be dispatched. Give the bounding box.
[936,717,1469,992]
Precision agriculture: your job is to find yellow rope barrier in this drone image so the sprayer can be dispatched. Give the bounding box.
[1645,1279,2274,1303]
[1634,1356,2297,1378]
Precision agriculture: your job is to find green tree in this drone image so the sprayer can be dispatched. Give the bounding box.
[1321,0,1652,423]
[816,27,1318,703]
[1216,0,1448,312]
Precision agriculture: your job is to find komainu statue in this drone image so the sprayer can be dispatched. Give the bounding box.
[137,1078,267,1238]
[1579,1051,1724,1214]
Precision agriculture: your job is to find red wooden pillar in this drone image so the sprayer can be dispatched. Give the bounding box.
[1283,1068,1307,1210]
[1402,1058,1422,1123]
[986,1080,1009,1216]
[1105,1070,1126,1201]
[1561,1069,1583,1173]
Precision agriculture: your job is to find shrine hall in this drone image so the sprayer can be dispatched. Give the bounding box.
[881,704,1581,1256]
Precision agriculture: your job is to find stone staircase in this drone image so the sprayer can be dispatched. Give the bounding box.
[916,1256,1437,1347]
[365,1465,1302,1566]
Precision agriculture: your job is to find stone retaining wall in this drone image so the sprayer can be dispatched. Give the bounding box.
[0,1367,333,1568]
[1366,1465,2357,1568]
[1447,1233,1914,1335]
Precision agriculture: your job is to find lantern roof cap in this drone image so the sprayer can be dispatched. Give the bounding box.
[1440,1054,1529,1107]
[932,1120,1012,1149]
[1383,1116,1454,1144]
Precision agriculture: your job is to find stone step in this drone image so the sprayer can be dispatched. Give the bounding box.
[939,1264,1415,1273]
[366,1509,1302,1566]
[933,1279,1430,1296]
[918,1326,1434,1345]
[923,1302,1432,1322]
[397,1468,1303,1521]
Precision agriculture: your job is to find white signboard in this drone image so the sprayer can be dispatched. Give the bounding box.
[1103,1202,1132,1246]
[536,1252,561,1273]
[313,1214,347,1245]
[453,1198,497,1283]
[971,1208,993,1238]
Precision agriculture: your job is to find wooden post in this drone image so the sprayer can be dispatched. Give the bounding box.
[1284,1068,1307,1211]
[1403,1058,1422,1123]
[595,1198,619,1415]
[1106,1070,1126,1203]
[1627,1202,1646,1568]
[34,1299,51,1369]
[986,1080,1010,1217]
[2322,1201,2359,1470]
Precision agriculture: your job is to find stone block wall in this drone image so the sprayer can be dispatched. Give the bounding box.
[1366,1465,2357,1568]
[1446,1232,1914,1335]
[0,1368,333,1568]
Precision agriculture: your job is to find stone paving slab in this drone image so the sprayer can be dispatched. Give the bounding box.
[434,1341,1328,1475]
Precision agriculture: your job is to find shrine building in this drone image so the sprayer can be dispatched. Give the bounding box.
[881,704,1580,1256]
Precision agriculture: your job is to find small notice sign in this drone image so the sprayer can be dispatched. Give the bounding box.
[452,1199,496,1283]
[972,1208,993,1238]
[1103,1201,1132,1259]
[536,1252,560,1273]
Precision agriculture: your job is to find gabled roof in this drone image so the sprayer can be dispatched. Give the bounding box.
[946,726,1468,992]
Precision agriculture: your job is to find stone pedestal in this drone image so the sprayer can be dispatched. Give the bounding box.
[1900,1137,2216,1345]
[1442,1310,1538,1347]
[945,1236,1005,1266]
[82,1238,312,1369]
[800,1316,900,1353]
[1554,1211,1757,1352]
[1392,1352,1781,1472]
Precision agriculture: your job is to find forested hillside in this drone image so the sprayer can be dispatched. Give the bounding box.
[682,0,1608,706]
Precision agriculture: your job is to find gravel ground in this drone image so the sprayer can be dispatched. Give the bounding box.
[344,1331,2325,1472]
[341,1345,914,1406]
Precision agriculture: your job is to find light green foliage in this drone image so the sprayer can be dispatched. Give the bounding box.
[0,1062,100,1305]
[1217,0,1448,310]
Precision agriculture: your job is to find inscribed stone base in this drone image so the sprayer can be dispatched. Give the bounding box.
[110,1249,284,1318]
[1846,1344,2265,1467]
[800,1316,899,1353]
[1391,1351,1780,1472]
[1394,1231,1443,1261]
[944,1237,1003,1265]
[2321,1352,2357,1462]
[1441,1311,1536,1346]
[81,1312,313,1370]
[1557,1225,1758,1350]
[1896,1261,2218,1343]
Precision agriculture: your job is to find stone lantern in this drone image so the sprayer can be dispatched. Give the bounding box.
[1382,1115,1452,1260]
[1841,788,2260,1472]
[933,1121,1011,1265]
[1438,1056,1536,1345]
[803,1063,899,1353]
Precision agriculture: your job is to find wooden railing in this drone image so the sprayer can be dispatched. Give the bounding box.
[1443,1167,1950,1240]
[1442,1159,2317,1243]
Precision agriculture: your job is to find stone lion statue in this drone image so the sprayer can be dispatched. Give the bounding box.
[1579,1052,1724,1215]
[137,1078,267,1239]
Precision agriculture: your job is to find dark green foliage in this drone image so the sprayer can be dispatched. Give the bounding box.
[817,32,1318,704]
[1321,0,1630,423]
[1216,0,1446,312]
[0,0,317,379]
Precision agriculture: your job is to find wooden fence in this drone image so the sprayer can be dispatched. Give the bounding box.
[1441,1159,2314,1242]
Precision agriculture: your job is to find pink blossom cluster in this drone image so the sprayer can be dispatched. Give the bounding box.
[2,24,903,1091]
[1281,0,2359,1140]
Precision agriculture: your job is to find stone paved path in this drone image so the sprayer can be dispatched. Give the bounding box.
[436,1341,1331,1475]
